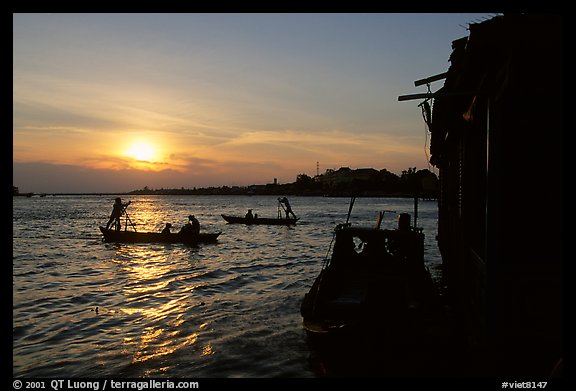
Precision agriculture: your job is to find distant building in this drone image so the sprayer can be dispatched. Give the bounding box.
[320,167,380,187]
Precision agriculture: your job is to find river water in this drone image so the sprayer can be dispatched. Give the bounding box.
[12,195,441,378]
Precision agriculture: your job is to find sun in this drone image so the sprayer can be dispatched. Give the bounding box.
[125,141,157,162]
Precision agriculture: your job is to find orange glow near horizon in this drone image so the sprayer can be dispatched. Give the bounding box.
[13,125,428,180]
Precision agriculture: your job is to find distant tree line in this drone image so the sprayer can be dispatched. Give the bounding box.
[127,167,439,198]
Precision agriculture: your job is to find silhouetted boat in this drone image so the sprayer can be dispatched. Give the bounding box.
[99,226,221,245]
[221,214,298,225]
[300,210,438,346]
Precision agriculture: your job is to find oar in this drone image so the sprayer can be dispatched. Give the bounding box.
[121,203,137,232]
[345,196,356,225]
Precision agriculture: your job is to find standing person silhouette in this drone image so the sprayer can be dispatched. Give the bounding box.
[105,197,131,231]
[278,197,297,219]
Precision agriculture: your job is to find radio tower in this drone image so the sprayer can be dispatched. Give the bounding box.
[316,161,319,177]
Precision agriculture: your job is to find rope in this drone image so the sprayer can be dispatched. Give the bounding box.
[418,82,437,175]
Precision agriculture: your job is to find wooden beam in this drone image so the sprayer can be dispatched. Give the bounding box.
[398,91,475,101]
[398,93,436,101]
[414,72,448,87]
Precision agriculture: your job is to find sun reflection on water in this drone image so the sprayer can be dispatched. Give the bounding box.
[201,345,214,357]
[131,328,199,363]
[110,228,209,366]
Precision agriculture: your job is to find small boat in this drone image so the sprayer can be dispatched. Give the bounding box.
[221,214,298,225]
[99,226,221,245]
[300,207,438,346]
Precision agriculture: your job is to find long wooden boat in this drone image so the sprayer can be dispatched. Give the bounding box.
[221,214,298,225]
[99,226,221,245]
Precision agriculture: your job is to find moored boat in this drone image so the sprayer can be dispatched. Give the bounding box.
[300,208,439,346]
[221,214,298,225]
[99,226,221,245]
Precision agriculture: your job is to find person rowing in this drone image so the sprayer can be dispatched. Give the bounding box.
[105,197,131,231]
[278,197,297,219]
[179,214,200,234]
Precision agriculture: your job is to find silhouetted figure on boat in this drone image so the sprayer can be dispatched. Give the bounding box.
[278,197,297,219]
[179,214,200,234]
[161,223,172,234]
[105,197,130,231]
[245,209,254,219]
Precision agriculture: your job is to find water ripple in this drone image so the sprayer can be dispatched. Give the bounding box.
[13,195,440,377]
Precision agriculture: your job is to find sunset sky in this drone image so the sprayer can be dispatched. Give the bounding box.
[13,13,496,193]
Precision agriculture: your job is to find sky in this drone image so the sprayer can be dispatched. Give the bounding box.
[13,13,497,193]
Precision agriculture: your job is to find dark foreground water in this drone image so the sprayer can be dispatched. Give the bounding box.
[13,195,441,378]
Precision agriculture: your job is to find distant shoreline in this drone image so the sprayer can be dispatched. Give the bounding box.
[13,167,439,199]
[14,192,437,199]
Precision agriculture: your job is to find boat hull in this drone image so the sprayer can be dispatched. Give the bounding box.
[99,226,220,244]
[221,214,298,225]
[300,225,440,345]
